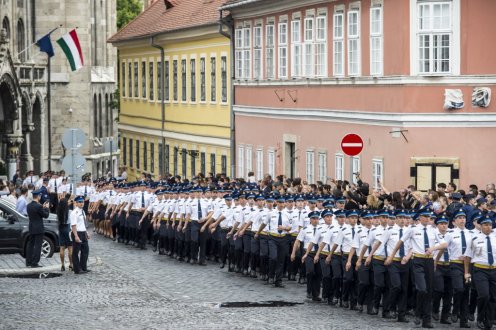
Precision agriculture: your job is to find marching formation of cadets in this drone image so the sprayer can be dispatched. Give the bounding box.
[23,169,496,330]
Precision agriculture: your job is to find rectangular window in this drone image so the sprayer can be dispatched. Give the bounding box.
[181,148,187,178]
[348,10,360,76]
[121,62,126,97]
[333,13,344,76]
[235,28,243,79]
[129,139,133,167]
[315,15,327,77]
[418,2,452,74]
[200,58,206,101]
[128,62,132,97]
[165,144,170,175]
[200,152,206,176]
[370,6,383,76]
[253,25,263,79]
[303,17,314,77]
[191,152,196,178]
[278,22,288,78]
[181,59,186,102]
[318,152,327,183]
[335,154,344,181]
[149,61,154,100]
[210,153,216,174]
[265,23,275,79]
[221,155,227,174]
[173,60,178,101]
[190,59,196,102]
[143,141,148,171]
[210,57,216,102]
[136,140,140,170]
[306,151,315,184]
[372,159,384,189]
[173,147,178,176]
[352,156,360,184]
[134,61,139,97]
[256,148,263,180]
[243,26,251,79]
[238,145,245,178]
[142,60,146,98]
[157,61,162,100]
[159,143,163,175]
[150,142,155,173]
[245,146,253,177]
[122,138,127,165]
[165,61,170,101]
[268,149,275,178]
[221,56,227,103]
[291,19,301,78]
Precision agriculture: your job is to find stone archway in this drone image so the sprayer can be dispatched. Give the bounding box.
[0,74,20,176]
[31,93,44,173]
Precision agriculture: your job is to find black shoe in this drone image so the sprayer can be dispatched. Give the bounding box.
[357,305,363,312]
[82,269,91,273]
[397,316,409,323]
[476,321,485,330]
[140,247,147,250]
[268,278,275,285]
[342,301,349,309]
[220,263,225,269]
[422,322,434,328]
[306,293,312,299]
[242,270,249,276]
[61,265,65,271]
[468,314,475,322]
[26,263,32,268]
[350,305,360,311]
[250,270,257,278]
[382,312,395,319]
[370,308,379,315]
[228,266,234,272]
[198,261,207,266]
[190,259,197,265]
[414,317,422,327]
[330,297,338,306]
[289,274,296,281]
[274,282,285,288]
[459,323,471,328]
[432,313,440,321]
[69,265,73,271]
[312,297,322,302]
[440,318,452,325]
[152,246,157,252]
[451,315,459,323]
[31,264,42,268]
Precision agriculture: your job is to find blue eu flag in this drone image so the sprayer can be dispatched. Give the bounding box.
[36,33,54,58]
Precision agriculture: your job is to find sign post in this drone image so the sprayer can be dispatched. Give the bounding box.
[61,128,87,187]
[341,134,364,183]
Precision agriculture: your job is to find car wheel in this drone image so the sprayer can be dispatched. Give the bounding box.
[41,236,55,258]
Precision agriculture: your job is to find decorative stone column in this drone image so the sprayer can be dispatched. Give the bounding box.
[20,123,35,174]
[4,135,24,180]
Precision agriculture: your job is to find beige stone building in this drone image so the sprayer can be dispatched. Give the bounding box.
[0,0,117,180]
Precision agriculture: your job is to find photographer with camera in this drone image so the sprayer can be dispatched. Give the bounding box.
[25,189,50,268]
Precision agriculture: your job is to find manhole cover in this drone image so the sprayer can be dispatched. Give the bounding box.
[218,301,303,308]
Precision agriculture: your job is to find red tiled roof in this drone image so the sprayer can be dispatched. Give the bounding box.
[219,0,264,10]
[108,0,227,43]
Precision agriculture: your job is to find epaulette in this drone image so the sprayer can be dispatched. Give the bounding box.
[371,228,376,231]
[357,229,362,234]
[448,229,454,233]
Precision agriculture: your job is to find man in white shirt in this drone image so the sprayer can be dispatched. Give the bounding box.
[70,196,90,274]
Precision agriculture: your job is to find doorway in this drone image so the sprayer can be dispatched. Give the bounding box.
[285,142,296,179]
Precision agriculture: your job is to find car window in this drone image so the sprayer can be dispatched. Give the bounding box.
[0,208,8,221]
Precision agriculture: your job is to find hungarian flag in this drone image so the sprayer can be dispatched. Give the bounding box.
[56,29,84,71]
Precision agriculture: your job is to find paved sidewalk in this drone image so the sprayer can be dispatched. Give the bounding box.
[0,253,101,276]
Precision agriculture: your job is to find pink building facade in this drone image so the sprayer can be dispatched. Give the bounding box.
[221,0,496,191]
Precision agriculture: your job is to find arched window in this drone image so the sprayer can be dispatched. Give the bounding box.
[98,93,102,137]
[2,17,10,40]
[93,94,98,137]
[17,19,25,62]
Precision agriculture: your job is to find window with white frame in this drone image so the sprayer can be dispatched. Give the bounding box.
[253,25,263,79]
[235,27,243,79]
[246,146,253,177]
[303,16,314,77]
[333,12,344,76]
[268,149,275,178]
[348,10,360,76]
[418,2,452,74]
[238,145,245,178]
[318,152,327,183]
[266,23,275,79]
[278,21,288,78]
[256,148,263,180]
[243,25,251,79]
[190,59,196,102]
[335,153,344,181]
[372,159,384,188]
[181,59,186,101]
[315,13,327,77]
[291,19,302,77]
[370,5,383,76]
[306,151,315,184]
[352,156,361,184]
[200,58,206,101]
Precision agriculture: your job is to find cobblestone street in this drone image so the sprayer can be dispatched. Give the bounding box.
[0,232,452,330]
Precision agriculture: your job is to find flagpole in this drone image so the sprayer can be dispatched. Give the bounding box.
[47,55,52,171]
[19,25,62,59]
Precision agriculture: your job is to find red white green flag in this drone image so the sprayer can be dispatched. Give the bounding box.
[56,29,84,71]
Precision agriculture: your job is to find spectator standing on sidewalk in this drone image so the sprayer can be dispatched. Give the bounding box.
[16,187,28,216]
[57,193,73,271]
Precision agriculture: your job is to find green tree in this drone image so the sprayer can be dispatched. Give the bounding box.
[117,0,142,30]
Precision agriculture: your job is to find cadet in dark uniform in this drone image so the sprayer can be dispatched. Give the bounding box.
[26,189,50,267]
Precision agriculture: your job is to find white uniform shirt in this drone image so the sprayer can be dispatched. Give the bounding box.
[400,224,445,255]
[366,225,388,257]
[445,227,474,262]
[70,207,87,231]
[263,209,290,235]
[296,224,319,250]
[464,232,496,266]
[335,224,358,254]
[380,225,412,259]
[353,226,373,258]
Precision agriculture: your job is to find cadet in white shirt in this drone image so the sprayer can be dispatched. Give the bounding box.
[70,196,90,274]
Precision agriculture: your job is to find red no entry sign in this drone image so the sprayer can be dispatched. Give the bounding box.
[341,134,363,156]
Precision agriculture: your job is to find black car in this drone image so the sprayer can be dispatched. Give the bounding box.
[0,199,60,258]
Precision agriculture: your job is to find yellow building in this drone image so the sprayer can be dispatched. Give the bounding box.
[109,0,231,181]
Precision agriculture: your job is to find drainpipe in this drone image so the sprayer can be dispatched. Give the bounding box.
[151,35,166,179]
[219,10,235,178]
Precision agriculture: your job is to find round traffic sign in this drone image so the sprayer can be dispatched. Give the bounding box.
[341,134,363,156]
[61,153,87,177]
[62,128,86,149]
